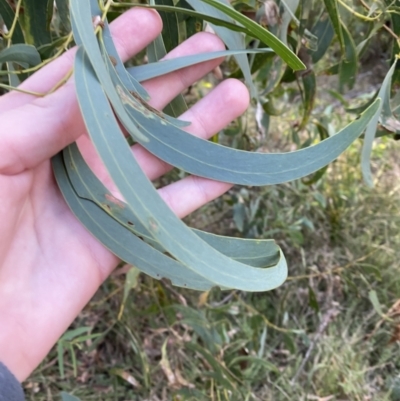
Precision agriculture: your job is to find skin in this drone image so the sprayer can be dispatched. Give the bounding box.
[0,8,249,381]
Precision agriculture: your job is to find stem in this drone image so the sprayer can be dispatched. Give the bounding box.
[46,68,74,95]
[0,83,45,97]
[359,0,400,41]
[338,0,381,22]
[110,1,142,8]
[100,0,113,15]
[5,32,74,76]
[4,0,23,47]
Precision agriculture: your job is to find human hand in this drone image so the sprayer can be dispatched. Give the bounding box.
[0,8,249,381]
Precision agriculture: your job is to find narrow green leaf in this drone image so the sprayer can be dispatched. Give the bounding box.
[368,290,384,317]
[156,0,180,53]
[179,0,203,39]
[147,0,188,117]
[280,0,318,51]
[339,23,357,92]
[260,0,298,96]
[123,266,141,304]
[70,39,288,291]
[128,49,273,82]
[0,44,41,67]
[94,24,381,187]
[308,286,320,312]
[60,327,92,342]
[46,0,54,32]
[137,3,253,34]
[142,1,304,75]
[88,0,188,125]
[120,57,381,185]
[186,0,257,97]
[322,0,344,54]
[88,0,150,100]
[386,0,400,87]
[63,141,280,270]
[311,15,334,63]
[380,59,400,135]
[53,150,217,290]
[21,0,52,46]
[361,61,396,186]
[198,0,305,71]
[299,71,316,130]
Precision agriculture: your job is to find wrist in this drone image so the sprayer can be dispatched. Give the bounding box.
[0,296,41,381]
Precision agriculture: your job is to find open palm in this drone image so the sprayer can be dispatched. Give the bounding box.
[0,8,249,381]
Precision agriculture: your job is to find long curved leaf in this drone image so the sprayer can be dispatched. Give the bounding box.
[198,0,305,71]
[53,150,218,290]
[147,0,188,117]
[361,61,396,186]
[129,1,304,71]
[0,44,41,67]
[339,23,357,92]
[113,56,380,186]
[260,0,298,96]
[322,0,344,54]
[70,43,288,291]
[63,142,280,268]
[186,0,256,97]
[311,15,334,63]
[127,49,273,82]
[79,2,380,187]
[89,0,188,127]
[125,3,254,34]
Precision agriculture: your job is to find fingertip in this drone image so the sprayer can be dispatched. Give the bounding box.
[188,31,226,53]
[110,7,163,62]
[218,78,251,116]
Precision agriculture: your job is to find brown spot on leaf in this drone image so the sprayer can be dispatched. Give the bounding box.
[105,194,126,209]
[109,55,117,66]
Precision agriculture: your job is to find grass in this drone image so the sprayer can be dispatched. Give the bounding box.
[24,127,400,400]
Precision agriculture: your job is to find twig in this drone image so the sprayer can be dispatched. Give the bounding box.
[359,0,400,41]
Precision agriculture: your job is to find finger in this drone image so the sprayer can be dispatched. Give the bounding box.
[0,7,162,113]
[133,79,250,180]
[142,32,225,110]
[81,78,250,192]
[0,35,225,176]
[78,32,228,183]
[159,176,233,219]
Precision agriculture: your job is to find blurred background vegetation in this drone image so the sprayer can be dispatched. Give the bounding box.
[1,0,400,399]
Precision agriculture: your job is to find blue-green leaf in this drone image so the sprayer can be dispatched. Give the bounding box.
[0,44,41,67]
[361,61,396,187]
